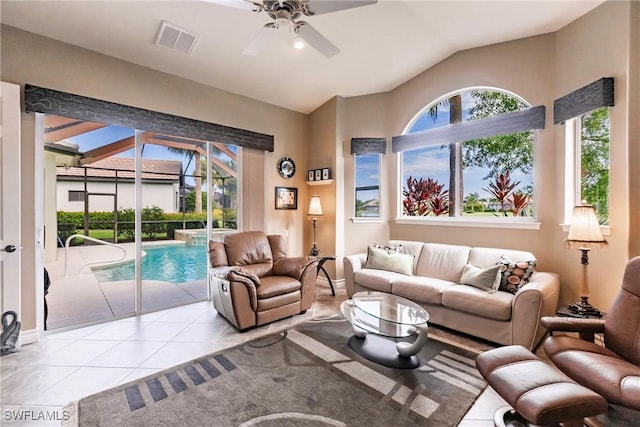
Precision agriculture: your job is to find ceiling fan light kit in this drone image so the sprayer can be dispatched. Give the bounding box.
[211,0,377,57]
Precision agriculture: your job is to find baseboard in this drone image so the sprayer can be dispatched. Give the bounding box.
[20,328,40,346]
[317,276,345,289]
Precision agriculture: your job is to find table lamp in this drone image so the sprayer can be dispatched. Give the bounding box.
[308,195,323,256]
[565,204,608,317]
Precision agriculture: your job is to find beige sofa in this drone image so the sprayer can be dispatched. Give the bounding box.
[344,240,560,350]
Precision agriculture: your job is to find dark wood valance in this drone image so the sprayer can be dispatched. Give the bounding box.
[553,78,614,125]
[24,84,274,152]
[351,137,387,155]
[392,105,545,153]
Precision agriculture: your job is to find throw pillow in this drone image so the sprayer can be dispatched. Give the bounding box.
[373,243,403,254]
[459,264,502,293]
[365,245,414,276]
[498,256,536,293]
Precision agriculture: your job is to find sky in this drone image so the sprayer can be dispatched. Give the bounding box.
[68,125,236,188]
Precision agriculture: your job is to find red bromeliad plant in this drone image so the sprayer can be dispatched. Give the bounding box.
[403,176,449,216]
[509,192,532,217]
[483,171,520,216]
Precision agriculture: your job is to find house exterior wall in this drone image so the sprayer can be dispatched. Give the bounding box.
[56,180,179,213]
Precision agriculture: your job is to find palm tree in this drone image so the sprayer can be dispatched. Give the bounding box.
[166,147,203,213]
[427,95,463,216]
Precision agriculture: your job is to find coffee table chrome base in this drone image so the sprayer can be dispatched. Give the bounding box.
[348,334,421,369]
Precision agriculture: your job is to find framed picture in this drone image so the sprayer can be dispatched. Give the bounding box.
[314,169,322,181]
[322,167,331,180]
[308,170,315,182]
[275,187,298,210]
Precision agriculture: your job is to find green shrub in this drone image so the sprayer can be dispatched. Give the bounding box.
[141,206,165,239]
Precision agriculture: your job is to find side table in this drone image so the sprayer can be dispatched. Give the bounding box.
[316,256,336,296]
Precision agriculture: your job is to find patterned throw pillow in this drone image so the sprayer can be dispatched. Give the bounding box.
[373,243,403,254]
[498,256,536,293]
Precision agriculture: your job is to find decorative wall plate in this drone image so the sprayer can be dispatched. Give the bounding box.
[277,157,296,178]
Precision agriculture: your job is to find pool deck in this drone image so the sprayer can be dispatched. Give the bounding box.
[45,241,207,331]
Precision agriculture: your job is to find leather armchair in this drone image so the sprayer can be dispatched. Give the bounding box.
[208,231,319,330]
[541,256,640,410]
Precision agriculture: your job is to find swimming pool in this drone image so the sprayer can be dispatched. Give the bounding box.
[92,244,207,284]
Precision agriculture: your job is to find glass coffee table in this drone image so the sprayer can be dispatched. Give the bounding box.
[340,291,430,369]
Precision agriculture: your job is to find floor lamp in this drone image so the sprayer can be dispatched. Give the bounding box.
[566,205,608,317]
[308,195,323,256]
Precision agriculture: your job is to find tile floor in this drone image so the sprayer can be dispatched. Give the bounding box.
[1,282,507,426]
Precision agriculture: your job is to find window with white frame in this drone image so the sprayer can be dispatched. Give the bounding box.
[398,88,540,220]
[566,107,610,225]
[355,153,381,218]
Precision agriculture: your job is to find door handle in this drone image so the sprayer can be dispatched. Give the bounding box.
[1,245,17,253]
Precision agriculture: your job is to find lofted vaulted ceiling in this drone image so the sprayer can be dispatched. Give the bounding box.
[1,0,604,114]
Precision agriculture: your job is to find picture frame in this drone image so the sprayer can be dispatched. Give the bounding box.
[322,167,331,180]
[275,186,298,210]
[308,170,315,182]
[314,169,322,181]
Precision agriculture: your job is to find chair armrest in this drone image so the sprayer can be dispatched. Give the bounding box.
[273,256,318,280]
[226,267,259,311]
[540,316,605,335]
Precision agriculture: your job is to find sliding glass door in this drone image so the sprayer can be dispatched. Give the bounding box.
[43,114,238,330]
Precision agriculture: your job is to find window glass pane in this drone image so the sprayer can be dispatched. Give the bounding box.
[355,153,380,218]
[401,146,450,216]
[68,190,85,202]
[402,88,534,219]
[579,107,609,224]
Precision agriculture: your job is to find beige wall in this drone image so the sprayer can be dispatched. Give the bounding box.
[333,1,635,312]
[1,25,309,330]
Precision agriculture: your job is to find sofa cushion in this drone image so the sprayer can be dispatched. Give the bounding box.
[392,276,456,305]
[257,275,301,299]
[459,263,502,293]
[224,231,273,269]
[364,246,414,276]
[415,243,471,282]
[468,247,534,268]
[442,286,513,321]
[354,269,406,293]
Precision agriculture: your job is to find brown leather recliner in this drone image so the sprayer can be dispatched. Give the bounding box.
[208,231,319,331]
[541,256,640,410]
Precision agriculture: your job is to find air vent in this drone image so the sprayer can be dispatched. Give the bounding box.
[154,20,199,55]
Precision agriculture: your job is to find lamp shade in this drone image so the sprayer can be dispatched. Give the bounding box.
[308,195,323,217]
[567,205,607,249]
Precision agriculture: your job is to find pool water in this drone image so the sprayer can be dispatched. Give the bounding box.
[92,244,207,284]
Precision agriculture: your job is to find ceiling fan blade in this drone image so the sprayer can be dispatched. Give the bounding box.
[296,22,339,58]
[242,24,276,55]
[202,0,263,12]
[306,0,377,16]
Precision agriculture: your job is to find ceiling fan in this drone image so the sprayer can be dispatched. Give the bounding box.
[208,0,377,58]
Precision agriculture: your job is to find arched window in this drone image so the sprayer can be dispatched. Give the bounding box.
[398,88,540,221]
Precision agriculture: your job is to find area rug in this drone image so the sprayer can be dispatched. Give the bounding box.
[65,317,487,426]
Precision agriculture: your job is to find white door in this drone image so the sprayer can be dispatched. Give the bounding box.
[0,82,22,333]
